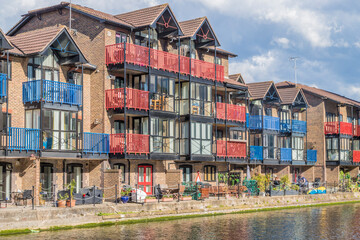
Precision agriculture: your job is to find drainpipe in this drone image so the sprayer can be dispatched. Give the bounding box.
[5,50,9,156]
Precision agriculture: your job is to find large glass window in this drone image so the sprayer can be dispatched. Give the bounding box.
[180,165,192,183]
[190,83,212,116]
[150,75,175,112]
[0,59,11,79]
[27,49,59,81]
[42,110,77,150]
[66,164,82,193]
[340,138,350,162]
[116,32,127,44]
[150,118,175,153]
[204,165,216,182]
[326,112,336,122]
[191,122,212,155]
[263,134,277,159]
[135,29,158,49]
[326,137,339,161]
[249,100,261,115]
[279,137,291,148]
[229,129,244,140]
[0,163,11,201]
[292,137,304,161]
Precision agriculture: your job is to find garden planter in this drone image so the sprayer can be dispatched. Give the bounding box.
[270,189,284,196]
[161,198,174,202]
[57,200,66,208]
[144,198,157,203]
[66,199,76,207]
[181,196,192,201]
[285,190,299,196]
[259,192,266,197]
[121,196,130,203]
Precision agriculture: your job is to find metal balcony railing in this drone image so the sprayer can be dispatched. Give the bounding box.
[110,133,149,154]
[250,146,263,161]
[292,120,307,134]
[280,148,292,162]
[105,88,149,111]
[307,150,317,162]
[217,140,246,158]
[324,122,353,136]
[8,127,40,151]
[0,73,7,98]
[83,133,109,154]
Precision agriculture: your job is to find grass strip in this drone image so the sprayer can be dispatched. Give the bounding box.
[1,200,360,237]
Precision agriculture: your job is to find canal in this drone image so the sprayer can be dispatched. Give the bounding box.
[6,203,360,239]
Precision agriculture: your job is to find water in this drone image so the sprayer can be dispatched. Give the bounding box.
[6,203,360,240]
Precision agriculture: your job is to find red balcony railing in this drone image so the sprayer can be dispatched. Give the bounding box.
[216,103,246,122]
[110,133,149,154]
[217,140,247,158]
[354,125,360,137]
[105,88,149,111]
[353,150,360,163]
[324,122,353,135]
[105,43,224,82]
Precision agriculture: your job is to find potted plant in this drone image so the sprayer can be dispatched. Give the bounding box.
[162,194,174,202]
[121,187,132,203]
[253,174,266,196]
[181,194,192,201]
[285,184,300,195]
[239,185,248,198]
[57,193,68,208]
[144,196,157,203]
[270,186,284,196]
[66,179,77,207]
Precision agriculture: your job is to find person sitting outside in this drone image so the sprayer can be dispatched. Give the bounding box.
[298,176,308,188]
[273,176,280,187]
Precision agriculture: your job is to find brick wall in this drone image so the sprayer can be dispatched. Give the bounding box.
[102,169,120,200]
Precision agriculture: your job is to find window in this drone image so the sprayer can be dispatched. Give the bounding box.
[180,165,192,183]
[66,164,82,193]
[265,108,272,116]
[340,138,350,161]
[27,49,59,81]
[292,112,299,120]
[150,118,176,153]
[191,122,212,155]
[190,83,212,116]
[229,130,244,140]
[42,110,77,150]
[204,165,216,182]
[354,140,360,151]
[135,29,158,49]
[114,120,125,134]
[326,112,336,122]
[133,75,148,91]
[2,113,10,130]
[263,134,277,159]
[249,101,261,115]
[216,130,223,139]
[150,75,175,112]
[326,137,339,161]
[347,117,353,123]
[67,70,82,85]
[25,109,40,129]
[113,163,126,183]
[116,32,127,44]
[0,163,11,200]
[292,137,304,161]
[0,59,11,79]
[279,137,291,148]
[215,57,222,65]
[339,114,343,122]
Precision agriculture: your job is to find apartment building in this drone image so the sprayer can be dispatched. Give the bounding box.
[0,2,251,200]
[277,81,360,182]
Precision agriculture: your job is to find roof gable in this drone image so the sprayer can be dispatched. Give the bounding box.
[229,73,245,84]
[0,29,13,50]
[179,17,220,46]
[264,83,281,103]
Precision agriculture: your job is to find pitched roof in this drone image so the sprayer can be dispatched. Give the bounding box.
[246,81,274,100]
[179,17,220,46]
[277,81,360,107]
[204,46,237,57]
[276,87,309,106]
[0,29,13,50]
[229,73,245,84]
[115,4,169,28]
[223,77,247,89]
[7,26,63,55]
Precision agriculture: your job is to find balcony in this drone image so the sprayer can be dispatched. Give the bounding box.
[110,133,149,154]
[0,73,6,98]
[307,150,317,163]
[280,120,291,133]
[8,127,40,151]
[248,115,262,130]
[105,88,149,111]
[105,43,224,82]
[83,133,109,154]
[23,80,82,106]
[263,116,280,131]
[354,126,360,137]
[216,103,246,122]
[353,150,360,163]
[280,148,292,162]
[292,120,307,134]
[324,122,353,136]
[217,140,246,158]
[250,146,263,161]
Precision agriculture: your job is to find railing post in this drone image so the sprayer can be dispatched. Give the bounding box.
[217,185,219,200]
[158,184,160,203]
[135,184,138,203]
[93,185,96,207]
[178,183,180,202]
[53,184,56,207]
[32,185,35,210]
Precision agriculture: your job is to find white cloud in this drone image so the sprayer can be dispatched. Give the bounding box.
[185,0,352,48]
[272,37,290,48]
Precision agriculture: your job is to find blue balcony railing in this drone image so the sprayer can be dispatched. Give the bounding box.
[250,146,263,161]
[263,116,280,131]
[248,115,262,130]
[0,73,7,98]
[23,80,82,106]
[292,120,307,134]
[8,127,40,151]
[307,150,317,162]
[280,148,292,162]
[83,132,109,154]
[280,119,291,132]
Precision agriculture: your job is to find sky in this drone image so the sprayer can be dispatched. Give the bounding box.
[1,0,360,100]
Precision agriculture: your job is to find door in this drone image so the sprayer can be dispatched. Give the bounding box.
[40,163,53,201]
[138,165,152,195]
[180,165,192,183]
[0,163,11,201]
[67,164,82,193]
